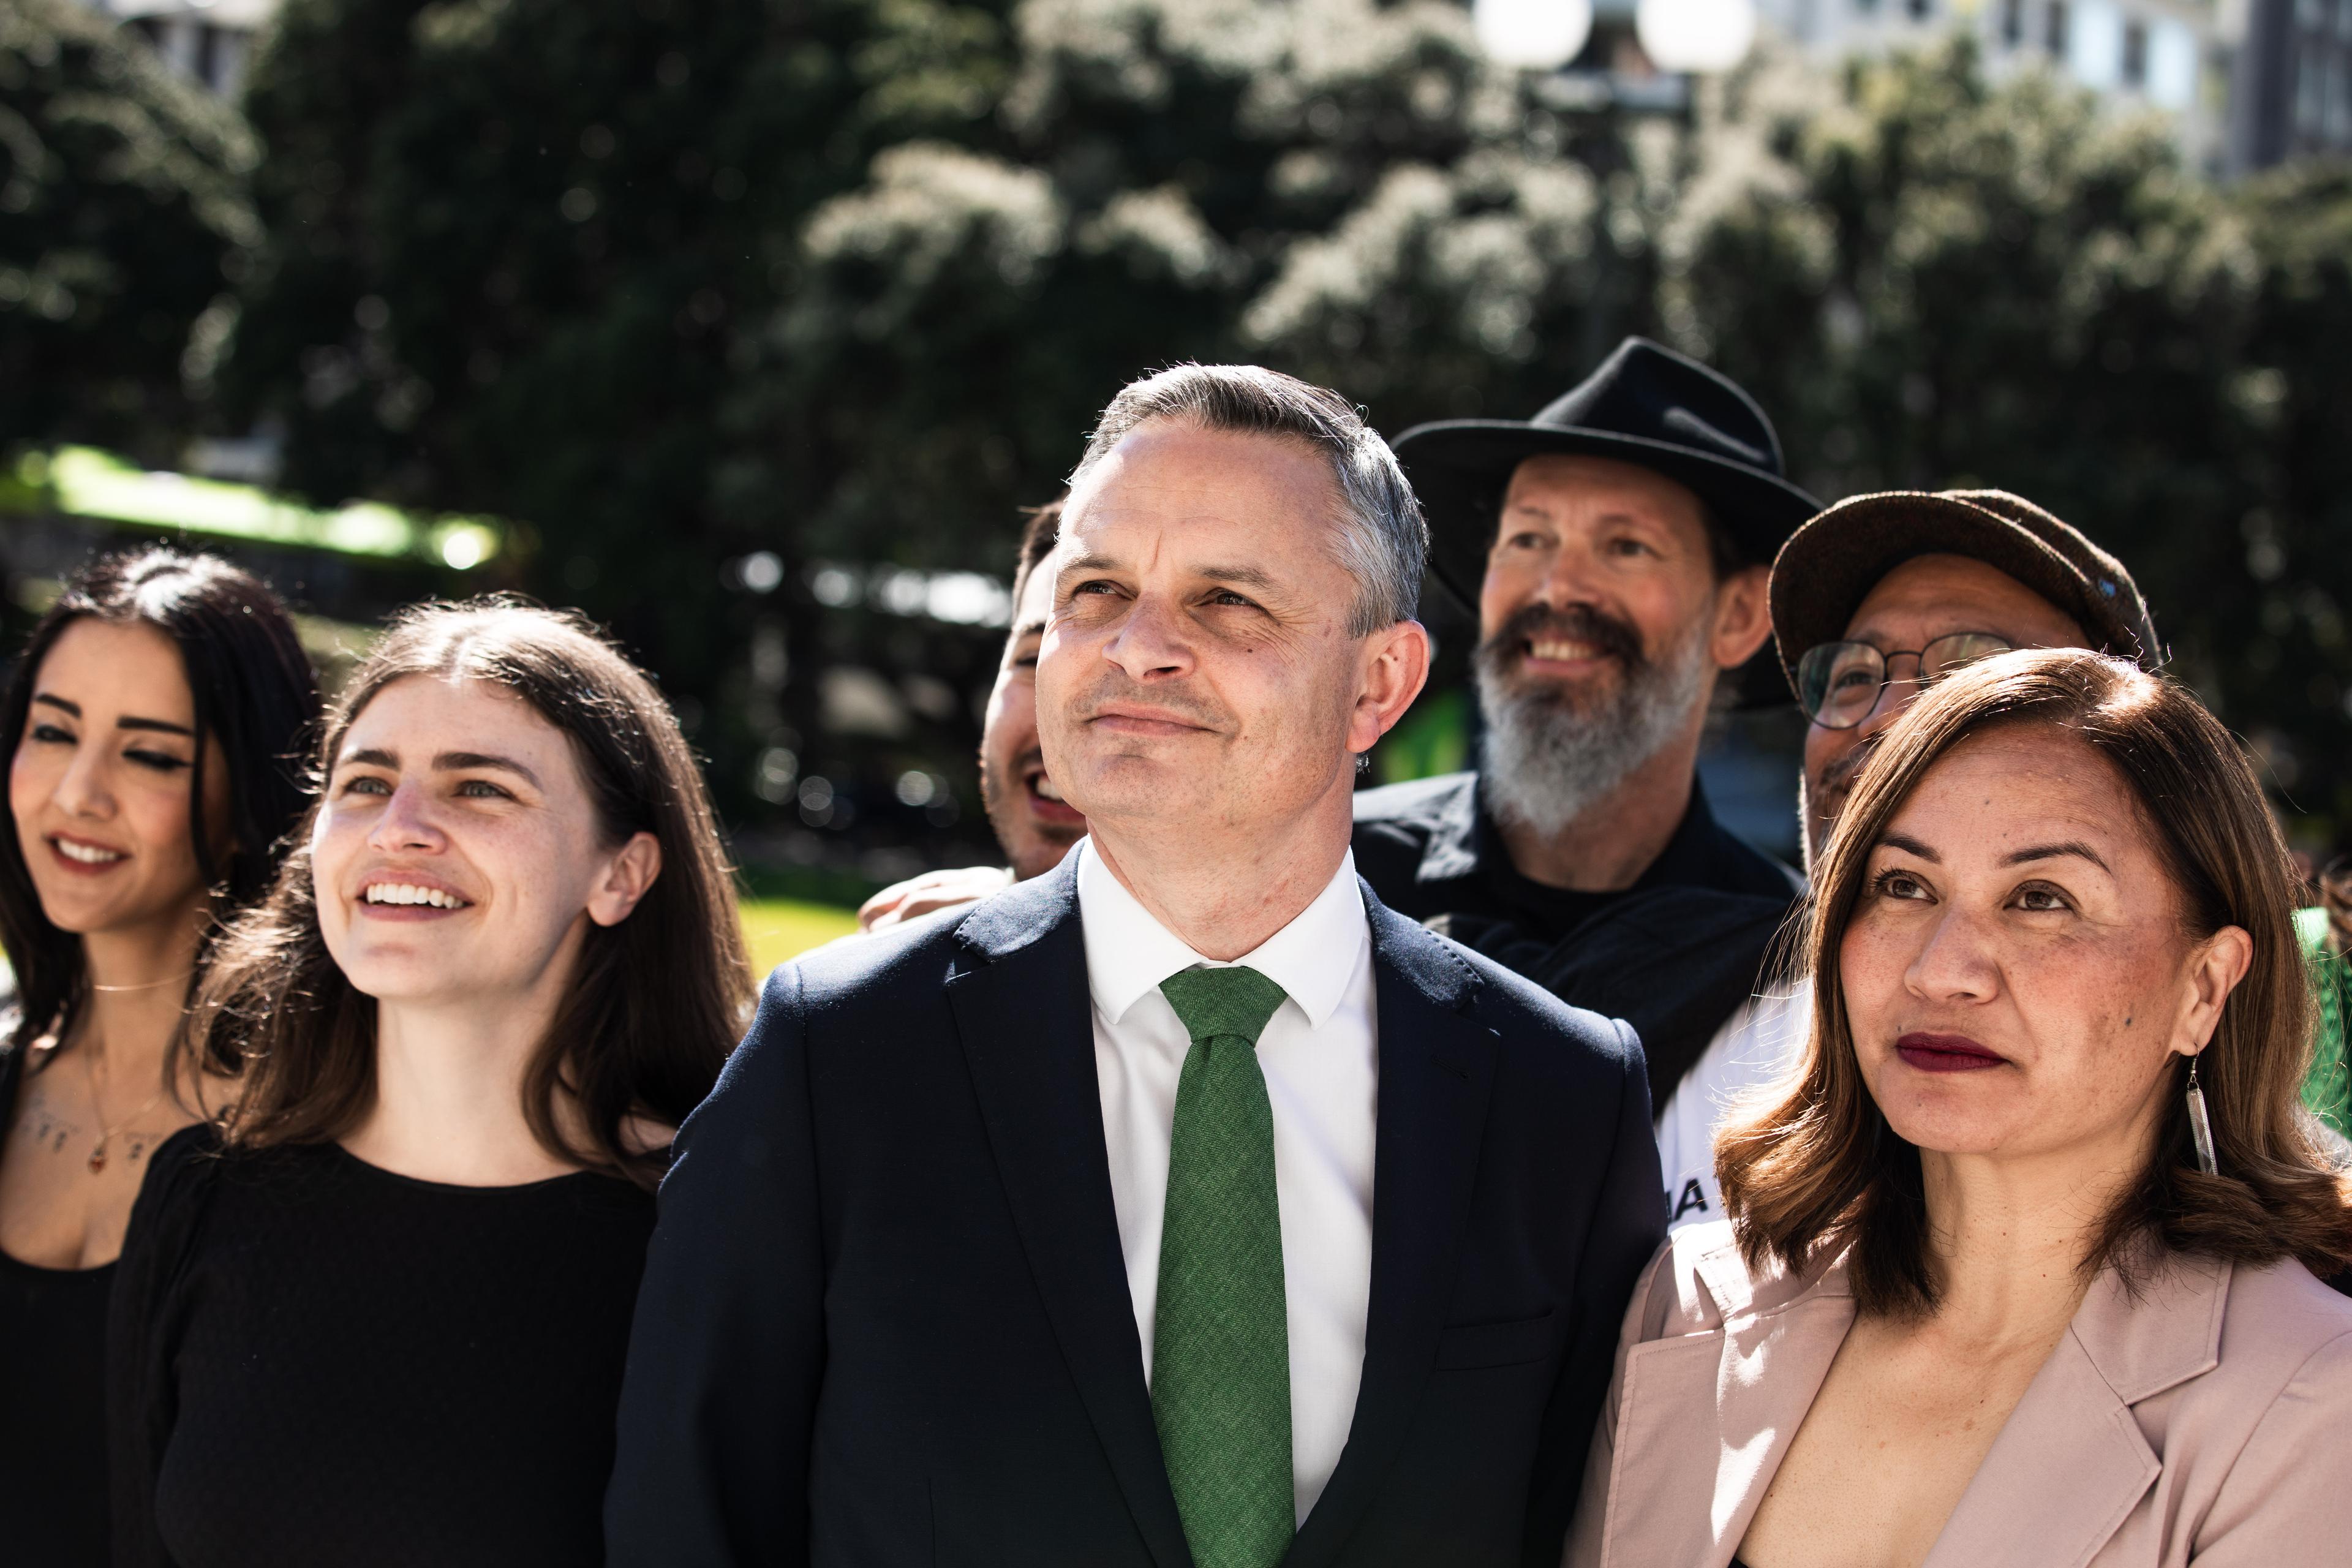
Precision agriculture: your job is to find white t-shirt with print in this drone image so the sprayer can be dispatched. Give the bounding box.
[1652,977,1812,1229]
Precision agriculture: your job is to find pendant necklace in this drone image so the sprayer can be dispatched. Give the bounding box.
[75,968,194,1168]
[83,1052,168,1174]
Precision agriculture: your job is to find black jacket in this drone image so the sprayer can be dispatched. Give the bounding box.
[1351,772,1803,1110]
[605,856,1666,1568]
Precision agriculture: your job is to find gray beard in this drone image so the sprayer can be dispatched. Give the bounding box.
[1475,624,1711,840]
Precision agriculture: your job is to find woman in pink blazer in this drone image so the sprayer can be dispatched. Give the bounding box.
[1568,649,2352,1568]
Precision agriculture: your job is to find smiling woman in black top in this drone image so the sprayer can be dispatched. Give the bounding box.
[0,549,317,1567]
[108,601,752,1568]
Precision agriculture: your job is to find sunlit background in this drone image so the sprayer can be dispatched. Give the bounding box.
[9,0,2351,960]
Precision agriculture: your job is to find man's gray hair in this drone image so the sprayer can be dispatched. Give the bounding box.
[1067,364,1427,636]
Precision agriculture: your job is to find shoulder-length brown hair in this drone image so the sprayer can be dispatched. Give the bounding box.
[193,600,753,1187]
[1719,648,2352,1316]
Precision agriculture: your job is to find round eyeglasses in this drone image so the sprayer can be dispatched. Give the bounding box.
[1795,632,2014,729]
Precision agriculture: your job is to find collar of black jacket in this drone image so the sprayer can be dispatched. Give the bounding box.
[1388,771,1800,904]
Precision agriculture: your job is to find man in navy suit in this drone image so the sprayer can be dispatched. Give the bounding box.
[606,366,1667,1568]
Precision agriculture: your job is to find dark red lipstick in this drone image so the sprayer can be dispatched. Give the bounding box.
[1894,1032,2009,1073]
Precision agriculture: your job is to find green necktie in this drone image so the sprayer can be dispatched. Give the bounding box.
[1153,965,1295,1568]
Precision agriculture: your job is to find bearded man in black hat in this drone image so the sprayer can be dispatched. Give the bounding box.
[1353,338,1816,1204]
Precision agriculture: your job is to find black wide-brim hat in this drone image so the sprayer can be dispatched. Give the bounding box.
[1393,336,1822,615]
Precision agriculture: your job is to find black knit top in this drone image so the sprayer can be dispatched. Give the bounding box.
[0,1246,114,1565]
[108,1126,657,1568]
[0,1035,113,1567]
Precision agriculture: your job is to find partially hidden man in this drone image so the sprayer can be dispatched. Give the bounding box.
[605,366,1667,1567]
[1352,339,1815,1228]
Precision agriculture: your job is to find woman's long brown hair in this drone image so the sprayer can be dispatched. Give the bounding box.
[0,548,318,1068]
[192,600,753,1187]
[1717,648,2352,1316]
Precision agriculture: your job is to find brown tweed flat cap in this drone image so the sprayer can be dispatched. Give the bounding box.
[1769,489,2159,696]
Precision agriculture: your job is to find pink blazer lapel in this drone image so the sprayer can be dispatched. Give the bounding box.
[1924,1253,2228,1568]
[1597,1237,1858,1568]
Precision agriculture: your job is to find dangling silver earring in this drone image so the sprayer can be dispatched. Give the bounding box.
[2185,1056,2220,1176]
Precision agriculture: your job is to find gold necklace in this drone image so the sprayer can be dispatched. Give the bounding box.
[87,968,194,994]
[83,1050,169,1174]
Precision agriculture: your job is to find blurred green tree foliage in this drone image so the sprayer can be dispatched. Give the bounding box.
[50,2,2352,845]
[219,0,1021,845]
[1664,40,2352,844]
[221,0,1652,835]
[2234,160,2352,838]
[223,0,1005,679]
[758,0,1657,567]
[0,0,254,457]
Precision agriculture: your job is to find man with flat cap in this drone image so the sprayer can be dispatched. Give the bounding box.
[1771,488,2158,869]
[1761,491,2349,1229]
[1657,485,2190,1219]
[1354,337,1815,1221]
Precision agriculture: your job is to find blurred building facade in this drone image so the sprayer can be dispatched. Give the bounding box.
[64,0,2352,176]
[2229,0,2352,166]
[1754,0,2228,162]
[1522,0,2336,178]
[70,0,277,98]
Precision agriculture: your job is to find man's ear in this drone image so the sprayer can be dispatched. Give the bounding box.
[587,831,663,928]
[1709,563,1774,671]
[1347,618,1433,758]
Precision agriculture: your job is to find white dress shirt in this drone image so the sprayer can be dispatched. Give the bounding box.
[1076,837,1378,1526]
[1651,976,1810,1229]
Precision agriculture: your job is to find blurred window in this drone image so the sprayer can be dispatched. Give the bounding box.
[2147,20,2198,108]
[2301,51,2326,134]
[2121,19,2147,86]
[2068,0,2123,86]
[207,28,252,97]
[2046,0,2070,55]
[2002,0,2025,43]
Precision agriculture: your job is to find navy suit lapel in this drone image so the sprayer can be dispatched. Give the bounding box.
[1286,887,1498,1567]
[944,859,1194,1568]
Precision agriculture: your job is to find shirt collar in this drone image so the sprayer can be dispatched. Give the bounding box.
[1075,837,1370,1031]
[1457,769,1724,894]
[1630,774,1725,891]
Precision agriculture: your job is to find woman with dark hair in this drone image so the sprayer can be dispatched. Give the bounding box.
[1567,648,2352,1568]
[110,600,750,1568]
[0,547,317,1566]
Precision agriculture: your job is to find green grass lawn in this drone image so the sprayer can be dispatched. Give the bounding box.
[739,896,862,977]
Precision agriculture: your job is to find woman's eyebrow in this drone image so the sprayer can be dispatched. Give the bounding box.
[436,751,542,788]
[330,747,541,789]
[32,692,191,736]
[1877,831,1939,862]
[2002,840,2111,872]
